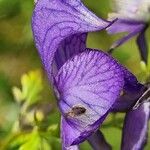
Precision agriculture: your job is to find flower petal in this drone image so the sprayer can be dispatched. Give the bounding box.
[112,69,145,112]
[53,33,87,75]
[136,25,149,63]
[87,130,111,150]
[61,116,80,150]
[107,20,144,34]
[63,145,79,150]
[32,0,109,81]
[56,49,124,146]
[121,102,150,150]
[62,117,111,150]
[113,29,145,50]
[107,19,145,49]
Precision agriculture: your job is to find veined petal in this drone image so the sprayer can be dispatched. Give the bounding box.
[56,49,124,146]
[53,33,87,75]
[107,20,145,49]
[112,69,145,112]
[62,116,111,150]
[121,102,150,150]
[61,117,79,150]
[32,0,109,82]
[61,116,80,150]
[107,20,145,34]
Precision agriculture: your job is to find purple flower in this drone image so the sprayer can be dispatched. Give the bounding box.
[107,0,150,63]
[107,2,150,148]
[32,0,149,149]
[112,84,150,150]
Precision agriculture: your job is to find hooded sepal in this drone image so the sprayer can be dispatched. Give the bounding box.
[32,0,110,82]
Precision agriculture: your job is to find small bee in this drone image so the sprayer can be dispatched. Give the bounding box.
[66,106,86,117]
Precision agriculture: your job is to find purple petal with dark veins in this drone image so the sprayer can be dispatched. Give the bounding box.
[107,19,145,49]
[136,25,149,63]
[87,130,111,150]
[56,49,124,146]
[121,102,150,150]
[61,117,80,150]
[112,68,145,112]
[32,0,110,82]
[53,33,87,75]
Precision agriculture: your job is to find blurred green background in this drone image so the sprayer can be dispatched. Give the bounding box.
[0,0,149,149]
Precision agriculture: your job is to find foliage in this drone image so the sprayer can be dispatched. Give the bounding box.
[13,70,43,105]
[0,71,60,150]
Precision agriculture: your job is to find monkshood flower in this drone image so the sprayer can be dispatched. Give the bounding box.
[32,0,149,149]
[107,0,150,63]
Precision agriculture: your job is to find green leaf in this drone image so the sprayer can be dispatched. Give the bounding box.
[5,129,51,150]
[18,134,40,150]
[102,127,122,150]
[138,61,150,83]
[21,70,43,105]
[12,70,43,107]
[40,131,61,150]
[47,124,59,137]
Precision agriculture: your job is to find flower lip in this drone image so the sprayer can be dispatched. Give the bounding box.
[56,49,125,146]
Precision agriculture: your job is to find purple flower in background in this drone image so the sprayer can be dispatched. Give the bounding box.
[32,0,150,149]
[107,0,150,63]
